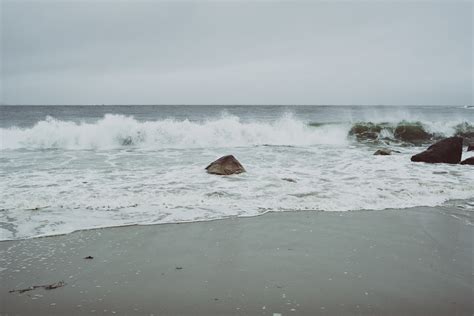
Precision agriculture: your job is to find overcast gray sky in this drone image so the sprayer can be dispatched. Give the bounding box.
[1,0,472,105]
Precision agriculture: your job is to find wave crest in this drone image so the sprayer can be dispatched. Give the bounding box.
[0,114,348,150]
[2,114,472,150]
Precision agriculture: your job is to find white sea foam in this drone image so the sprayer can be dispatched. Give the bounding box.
[1,113,473,240]
[1,113,470,150]
[1,144,473,240]
[0,114,349,150]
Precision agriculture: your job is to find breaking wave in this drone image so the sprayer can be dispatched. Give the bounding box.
[0,114,348,150]
[1,114,472,150]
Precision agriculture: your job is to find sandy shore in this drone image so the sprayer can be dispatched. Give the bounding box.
[1,206,472,315]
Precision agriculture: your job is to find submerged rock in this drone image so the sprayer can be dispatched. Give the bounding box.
[373,148,398,155]
[460,157,474,165]
[348,123,384,140]
[393,122,432,143]
[349,121,433,144]
[454,122,474,145]
[205,155,246,175]
[410,137,463,164]
[121,136,133,146]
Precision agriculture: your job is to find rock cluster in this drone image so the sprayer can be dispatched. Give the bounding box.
[205,138,473,176]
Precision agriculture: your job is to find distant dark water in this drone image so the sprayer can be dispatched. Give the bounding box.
[1,104,471,128]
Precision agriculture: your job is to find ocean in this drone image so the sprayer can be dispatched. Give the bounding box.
[1,105,473,240]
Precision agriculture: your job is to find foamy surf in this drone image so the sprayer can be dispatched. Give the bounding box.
[0,114,471,150]
[1,107,473,240]
[1,142,473,240]
[0,114,350,150]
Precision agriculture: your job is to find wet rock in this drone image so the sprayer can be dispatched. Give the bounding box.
[121,136,133,146]
[463,138,474,146]
[394,123,432,143]
[468,144,474,152]
[460,157,474,165]
[454,122,474,145]
[282,178,297,183]
[205,155,246,175]
[374,149,393,155]
[411,137,463,164]
[348,123,384,140]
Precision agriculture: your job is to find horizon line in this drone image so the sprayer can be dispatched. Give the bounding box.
[1,104,471,107]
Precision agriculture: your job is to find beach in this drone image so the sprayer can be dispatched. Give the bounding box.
[1,105,473,315]
[2,206,472,316]
[3,1,473,314]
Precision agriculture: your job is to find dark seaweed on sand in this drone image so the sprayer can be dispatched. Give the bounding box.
[9,281,66,294]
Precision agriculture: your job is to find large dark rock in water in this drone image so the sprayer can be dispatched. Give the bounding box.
[410,137,463,164]
[205,155,246,175]
[394,123,432,143]
[460,157,474,165]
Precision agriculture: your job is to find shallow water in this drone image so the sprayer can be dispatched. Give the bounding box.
[1,105,473,240]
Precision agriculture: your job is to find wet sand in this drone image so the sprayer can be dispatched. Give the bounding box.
[1,206,472,315]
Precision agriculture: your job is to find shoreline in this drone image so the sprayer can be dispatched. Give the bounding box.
[1,207,473,315]
[1,200,472,242]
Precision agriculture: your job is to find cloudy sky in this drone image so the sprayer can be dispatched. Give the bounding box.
[1,0,472,105]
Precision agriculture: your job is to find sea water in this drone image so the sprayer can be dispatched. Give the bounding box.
[1,105,473,240]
